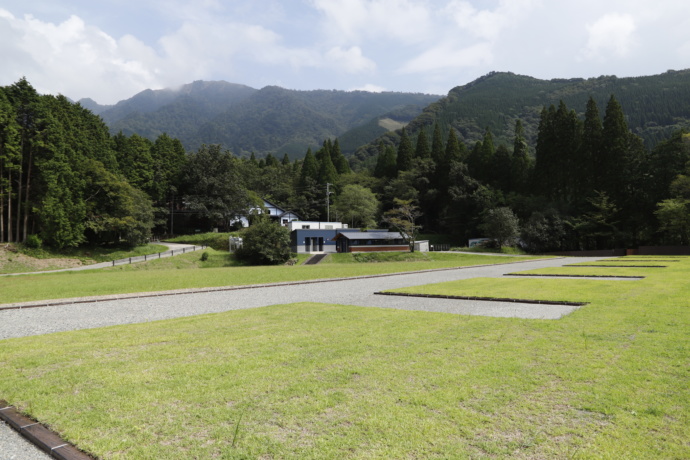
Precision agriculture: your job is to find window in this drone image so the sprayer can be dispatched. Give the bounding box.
[302,225,310,229]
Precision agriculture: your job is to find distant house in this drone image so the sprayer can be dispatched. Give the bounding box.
[332,231,408,253]
[235,198,301,227]
[289,221,355,254]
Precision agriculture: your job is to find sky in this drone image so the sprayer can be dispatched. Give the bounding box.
[1,0,689,105]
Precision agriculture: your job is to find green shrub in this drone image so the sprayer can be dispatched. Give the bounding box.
[200,251,209,262]
[25,234,42,249]
[235,220,291,265]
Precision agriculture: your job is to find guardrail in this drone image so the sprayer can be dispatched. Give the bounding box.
[110,245,207,267]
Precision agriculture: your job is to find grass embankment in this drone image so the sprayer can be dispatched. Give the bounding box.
[166,232,239,250]
[0,258,688,458]
[0,252,535,305]
[0,243,169,274]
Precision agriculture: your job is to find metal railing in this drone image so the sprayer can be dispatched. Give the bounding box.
[110,245,207,267]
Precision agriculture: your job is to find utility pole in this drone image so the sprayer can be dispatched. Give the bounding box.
[326,183,333,222]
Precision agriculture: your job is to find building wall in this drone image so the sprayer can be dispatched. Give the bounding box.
[291,229,340,253]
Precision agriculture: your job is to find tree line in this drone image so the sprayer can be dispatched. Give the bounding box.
[0,79,185,248]
[1,77,688,253]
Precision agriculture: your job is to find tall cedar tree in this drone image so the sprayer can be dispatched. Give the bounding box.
[299,148,319,187]
[511,119,530,193]
[580,97,603,197]
[414,129,430,159]
[396,128,414,172]
[431,123,445,165]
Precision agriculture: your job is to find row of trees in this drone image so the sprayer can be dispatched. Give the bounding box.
[368,95,690,251]
[0,79,185,248]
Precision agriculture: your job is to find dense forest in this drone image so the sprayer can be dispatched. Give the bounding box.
[1,77,689,253]
[351,70,690,170]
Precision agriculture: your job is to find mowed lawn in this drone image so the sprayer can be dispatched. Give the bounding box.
[0,252,535,305]
[0,256,688,458]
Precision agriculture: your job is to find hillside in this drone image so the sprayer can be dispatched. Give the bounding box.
[352,70,690,166]
[95,82,439,157]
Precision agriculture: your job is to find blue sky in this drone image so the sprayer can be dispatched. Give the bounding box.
[1,0,689,104]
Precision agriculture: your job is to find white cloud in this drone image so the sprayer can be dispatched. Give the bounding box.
[399,42,493,74]
[349,83,386,92]
[0,9,165,103]
[582,13,637,60]
[310,0,433,45]
[325,46,376,73]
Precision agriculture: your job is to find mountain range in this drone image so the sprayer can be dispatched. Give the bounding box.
[81,81,440,158]
[82,69,690,164]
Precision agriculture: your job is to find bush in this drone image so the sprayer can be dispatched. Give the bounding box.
[25,234,43,249]
[200,251,209,262]
[234,220,291,265]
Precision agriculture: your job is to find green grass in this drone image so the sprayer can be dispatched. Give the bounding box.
[0,243,170,274]
[18,243,170,264]
[166,232,240,250]
[1,258,688,458]
[451,245,527,255]
[0,253,536,305]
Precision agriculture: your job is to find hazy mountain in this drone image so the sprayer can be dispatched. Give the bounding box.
[99,81,258,143]
[95,81,440,157]
[352,69,690,167]
[77,97,112,115]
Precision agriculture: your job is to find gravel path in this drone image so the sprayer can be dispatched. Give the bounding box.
[0,255,608,457]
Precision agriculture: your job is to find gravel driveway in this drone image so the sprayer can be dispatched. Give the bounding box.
[0,255,608,457]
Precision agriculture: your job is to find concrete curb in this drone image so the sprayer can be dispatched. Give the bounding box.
[374,291,588,307]
[0,400,92,459]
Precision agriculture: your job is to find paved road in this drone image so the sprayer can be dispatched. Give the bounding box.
[0,255,610,458]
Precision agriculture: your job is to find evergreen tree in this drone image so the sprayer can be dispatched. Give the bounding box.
[265,153,279,168]
[580,97,603,195]
[281,153,291,166]
[0,90,20,243]
[534,105,557,198]
[431,123,445,165]
[490,144,512,192]
[600,95,631,202]
[299,148,319,187]
[317,145,339,185]
[331,138,351,174]
[396,128,414,172]
[511,119,530,193]
[374,141,396,179]
[414,129,430,159]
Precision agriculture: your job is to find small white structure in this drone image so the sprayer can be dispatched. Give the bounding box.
[287,221,348,232]
[229,236,243,252]
[414,240,430,252]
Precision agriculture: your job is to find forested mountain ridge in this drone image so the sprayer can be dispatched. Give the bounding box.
[92,82,439,158]
[352,69,690,167]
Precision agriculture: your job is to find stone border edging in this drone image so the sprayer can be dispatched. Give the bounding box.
[0,400,93,459]
[373,291,588,307]
[565,264,666,268]
[504,273,645,279]
[0,257,561,311]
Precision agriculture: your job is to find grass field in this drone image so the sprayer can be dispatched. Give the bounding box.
[0,252,534,305]
[0,243,169,275]
[0,256,688,458]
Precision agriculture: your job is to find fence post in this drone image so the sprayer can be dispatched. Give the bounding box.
[112,260,115,267]
[129,257,132,264]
